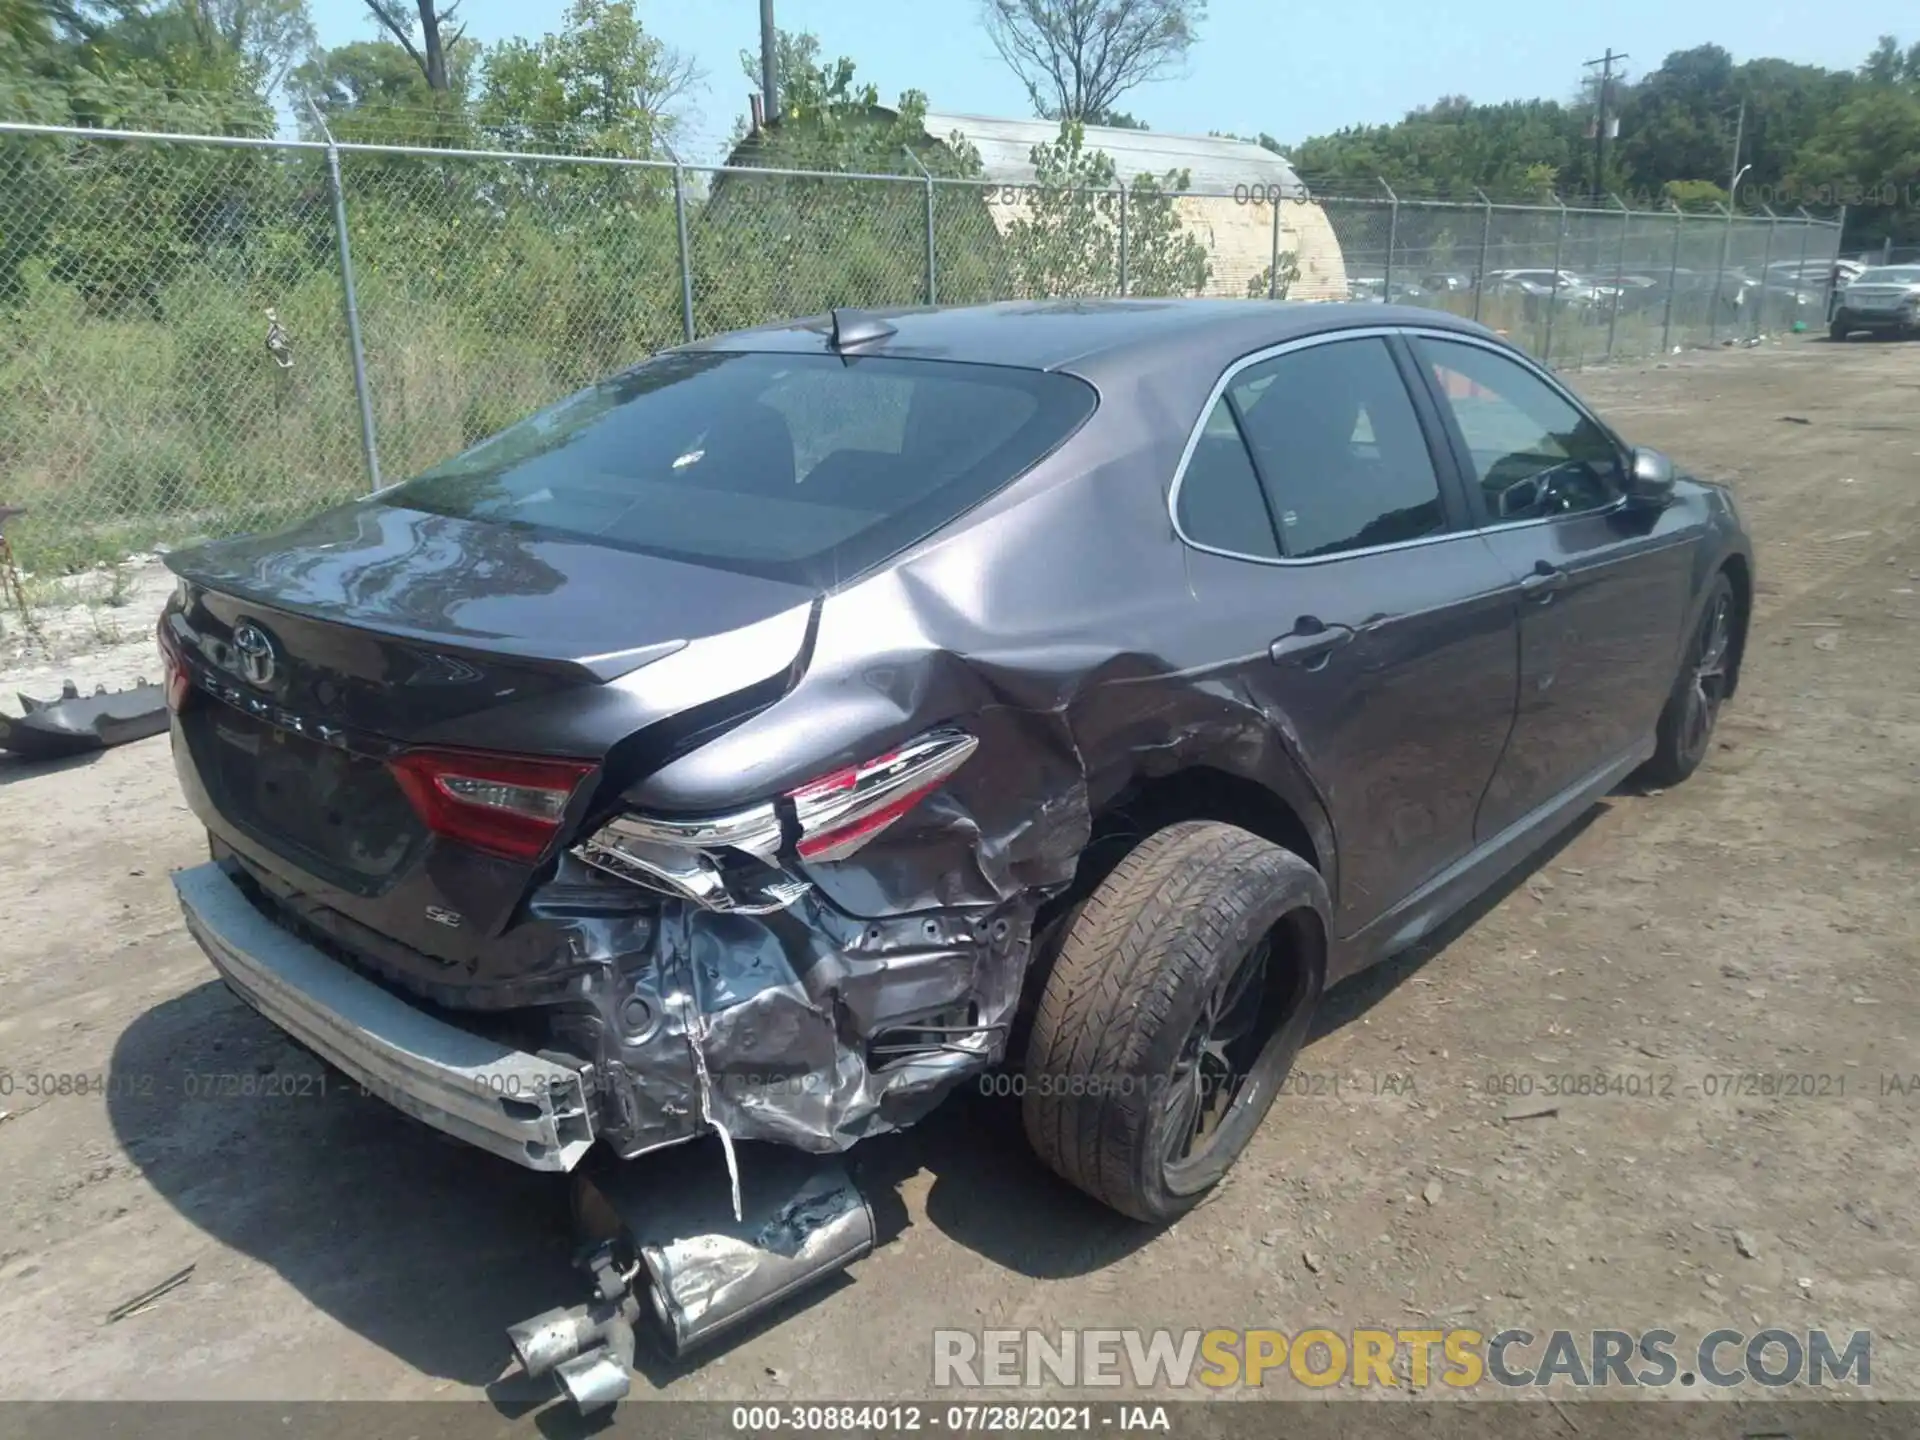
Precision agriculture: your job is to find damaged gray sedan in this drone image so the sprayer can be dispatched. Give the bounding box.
[161,299,1752,1406]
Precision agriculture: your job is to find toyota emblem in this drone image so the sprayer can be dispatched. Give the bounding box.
[231,622,278,687]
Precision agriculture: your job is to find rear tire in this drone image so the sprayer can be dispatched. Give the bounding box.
[1829,318,1851,341]
[1021,821,1324,1224]
[1643,571,1737,787]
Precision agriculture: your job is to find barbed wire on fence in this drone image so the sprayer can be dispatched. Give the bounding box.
[0,119,1845,584]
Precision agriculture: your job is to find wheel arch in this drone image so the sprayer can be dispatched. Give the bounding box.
[1022,758,1337,1020]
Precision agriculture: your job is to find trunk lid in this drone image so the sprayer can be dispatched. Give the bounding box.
[172,500,817,683]
[166,501,818,964]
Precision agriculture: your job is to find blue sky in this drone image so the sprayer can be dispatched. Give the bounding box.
[309,0,1913,161]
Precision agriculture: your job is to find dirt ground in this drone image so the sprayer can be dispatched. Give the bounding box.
[0,337,1915,1419]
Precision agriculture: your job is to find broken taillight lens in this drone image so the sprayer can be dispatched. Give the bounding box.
[389,748,597,862]
[788,728,979,863]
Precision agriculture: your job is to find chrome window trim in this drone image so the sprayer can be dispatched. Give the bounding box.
[1166,326,1463,568]
[1165,324,1633,567]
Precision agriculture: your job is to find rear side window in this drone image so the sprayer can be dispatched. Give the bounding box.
[1174,400,1281,558]
[388,351,1096,586]
[1227,337,1447,559]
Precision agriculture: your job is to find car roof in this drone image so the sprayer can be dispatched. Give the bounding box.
[686,298,1498,379]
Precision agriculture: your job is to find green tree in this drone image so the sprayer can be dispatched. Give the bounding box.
[1663,178,1727,209]
[700,38,995,327]
[292,36,446,118]
[1003,119,1208,296]
[363,0,460,92]
[1289,98,1583,197]
[1790,70,1920,248]
[289,36,469,147]
[477,0,696,156]
[178,0,315,93]
[1858,35,1920,85]
[980,0,1206,121]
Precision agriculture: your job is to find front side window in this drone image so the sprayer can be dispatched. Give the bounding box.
[1226,336,1448,559]
[388,351,1097,586]
[1415,337,1624,523]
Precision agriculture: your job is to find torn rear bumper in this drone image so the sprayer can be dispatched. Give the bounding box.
[172,861,595,1171]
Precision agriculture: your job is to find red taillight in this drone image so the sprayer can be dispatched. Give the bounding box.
[788,729,979,863]
[389,748,597,862]
[156,618,190,713]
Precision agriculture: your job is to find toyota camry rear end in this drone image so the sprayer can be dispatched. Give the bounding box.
[160,325,1102,1173]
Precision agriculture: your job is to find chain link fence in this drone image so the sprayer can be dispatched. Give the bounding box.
[1313,190,1841,366]
[0,121,1843,584]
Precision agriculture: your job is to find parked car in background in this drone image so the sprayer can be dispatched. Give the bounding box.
[1831,265,1920,339]
[1660,268,1754,320]
[1586,272,1668,314]
[1755,279,1825,324]
[1347,275,1432,305]
[1497,269,1601,298]
[1421,272,1477,295]
[1483,269,1602,316]
[1813,259,1867,288]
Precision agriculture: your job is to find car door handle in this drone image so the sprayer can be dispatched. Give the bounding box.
[1518,562,1568,601]
[1269,619,1355,670]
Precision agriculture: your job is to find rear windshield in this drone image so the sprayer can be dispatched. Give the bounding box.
[1854,267,1920,285]
[386,350,1097,587]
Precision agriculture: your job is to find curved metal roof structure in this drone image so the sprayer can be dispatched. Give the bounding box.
[921,112,1309,197]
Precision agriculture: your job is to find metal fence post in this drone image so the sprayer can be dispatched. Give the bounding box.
[1754,204,1777,338]
[1793,207,1814,319]
[904,147,937,305]
[1268,188,1282,299]
[1473,187,1491,323]
[1661,202,1683,354]
[1606,193,1630,362]
[311,108,381,493]
[672,160,695,343]
[1381,178,1398,300]
[1829,204,1849,322]
[1118,181,1129,296]
[1709,201,1732,345]
[1544,197,1567,363]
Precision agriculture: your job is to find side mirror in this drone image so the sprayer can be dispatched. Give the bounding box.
[1625,446,1675,510]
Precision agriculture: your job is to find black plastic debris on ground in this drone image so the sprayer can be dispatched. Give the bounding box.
[0,680,168,760]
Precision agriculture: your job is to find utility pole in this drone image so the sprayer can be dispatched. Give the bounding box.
[1583,48,1627,205]
[759,0,779,124]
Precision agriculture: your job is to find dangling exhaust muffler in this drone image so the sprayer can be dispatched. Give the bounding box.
[577,1139,876,1358]
[509,1139,875,1411]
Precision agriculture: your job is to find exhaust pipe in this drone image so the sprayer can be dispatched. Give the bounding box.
[554,1314,636,1410]
[509,1141,873,1413]
[506,1243,641,1411]
[507,1304,604,1379]
[576,1139,875,1356]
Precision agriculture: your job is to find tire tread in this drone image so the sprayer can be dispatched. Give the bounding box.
[1023,821,1314,1220]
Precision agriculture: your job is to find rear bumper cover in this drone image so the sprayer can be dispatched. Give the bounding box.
[173,862,595,1171]
[173,855,1033,1169]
